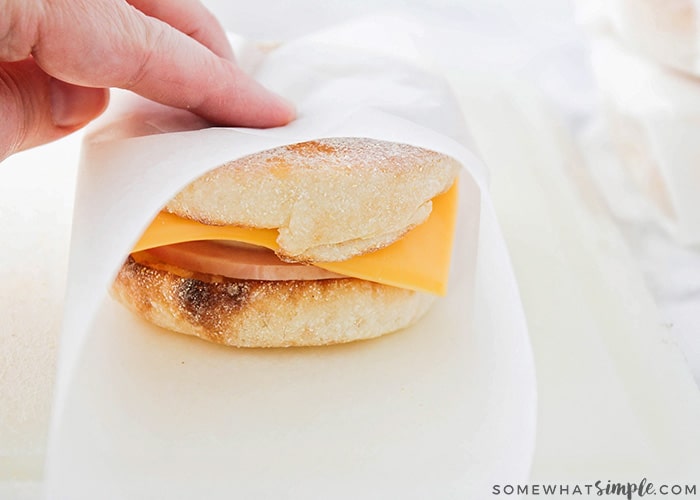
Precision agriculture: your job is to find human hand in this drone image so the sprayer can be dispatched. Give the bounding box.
[0,0,295,162]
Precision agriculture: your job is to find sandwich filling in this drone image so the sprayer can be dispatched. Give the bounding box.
[135,241,345,281]
[131,182,459,295]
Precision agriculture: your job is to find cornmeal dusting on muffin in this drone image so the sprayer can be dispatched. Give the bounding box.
[164,137,460,263]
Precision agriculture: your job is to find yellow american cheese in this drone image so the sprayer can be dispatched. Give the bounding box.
[133,183,458,295]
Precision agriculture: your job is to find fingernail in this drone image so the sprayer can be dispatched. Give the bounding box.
[50,79,108,127]
[278,95,297,122]
[261,87,296,124]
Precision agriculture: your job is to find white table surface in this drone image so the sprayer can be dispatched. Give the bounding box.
[2,0,699,496]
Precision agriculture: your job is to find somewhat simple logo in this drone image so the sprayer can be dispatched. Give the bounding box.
[491,478,697,498]
[595,478,654,498]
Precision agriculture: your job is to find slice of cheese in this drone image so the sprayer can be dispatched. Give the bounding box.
[132,183,459,295]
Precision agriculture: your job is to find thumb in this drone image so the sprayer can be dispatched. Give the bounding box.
[0,59,109,161]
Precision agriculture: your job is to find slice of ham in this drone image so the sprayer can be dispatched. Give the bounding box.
[144,240,346,281]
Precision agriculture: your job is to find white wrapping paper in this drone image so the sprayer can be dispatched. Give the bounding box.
[44,19,536,498]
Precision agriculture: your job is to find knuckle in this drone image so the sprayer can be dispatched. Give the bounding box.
[0,63,37,157]
[0,0,41,61]
[123,17,170,90]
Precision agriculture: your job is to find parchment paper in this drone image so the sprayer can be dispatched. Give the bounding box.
[44,18,536,499]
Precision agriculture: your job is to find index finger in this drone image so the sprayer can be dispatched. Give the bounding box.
[34,0,294,128]
[126,0,235,61]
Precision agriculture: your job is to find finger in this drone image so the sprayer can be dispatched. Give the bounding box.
[35,0,294,128]
[0,59,109,161]
[126,0,235,61]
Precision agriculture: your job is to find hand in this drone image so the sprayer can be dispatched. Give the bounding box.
[0,0,295,161]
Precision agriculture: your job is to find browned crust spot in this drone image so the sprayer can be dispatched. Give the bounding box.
[112,256,436,348]
[284,140,338,156]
